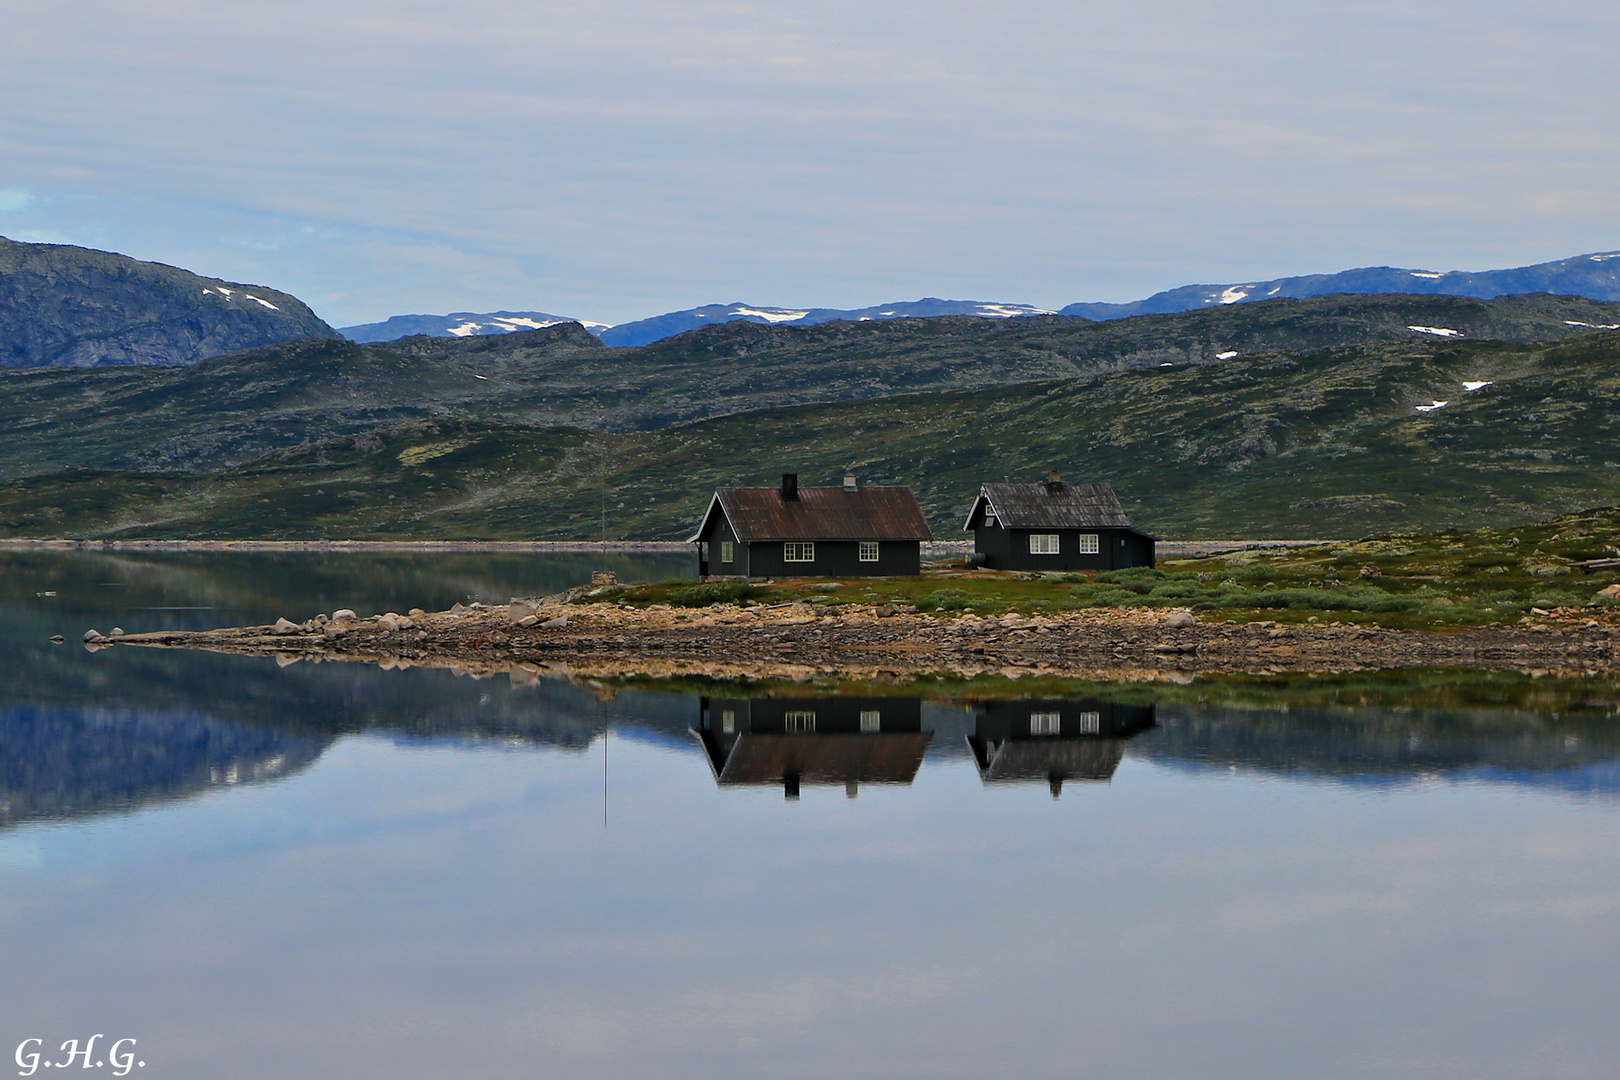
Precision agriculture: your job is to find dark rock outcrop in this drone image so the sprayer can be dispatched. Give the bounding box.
[0,236,338,368]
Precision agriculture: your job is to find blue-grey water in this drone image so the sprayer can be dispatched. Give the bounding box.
[3,551,1620,1079]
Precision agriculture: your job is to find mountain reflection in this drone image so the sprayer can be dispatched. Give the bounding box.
[967,699,1157,796]
[693,696,932,797]
[0,705,330,828]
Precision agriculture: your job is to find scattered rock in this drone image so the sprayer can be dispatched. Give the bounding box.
[109,627,125,637]
[509,600,539,623]
[874,604,897,617]
[82,629,103,642]
[451,602,467,614]
[408,608,426,617]
[49,634,65,644]
[273,617,300,634]
[542,615,569,628]
[517,615,541,627]
[332,609,358,621]
[1163,610,1197,628]
[592,571,618,586]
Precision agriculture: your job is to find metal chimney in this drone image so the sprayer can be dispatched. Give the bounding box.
[843,472,858,492]
[1046,469,1063,494]
[781,473,799,501]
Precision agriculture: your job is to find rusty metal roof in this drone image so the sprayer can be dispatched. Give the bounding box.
[695,484,934,542]
[965,482,1133,530]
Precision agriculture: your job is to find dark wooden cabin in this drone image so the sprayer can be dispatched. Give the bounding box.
[964,472,1155,572]
[690,473,933,579]
[692,696,932,798]
[966,698,1157,797]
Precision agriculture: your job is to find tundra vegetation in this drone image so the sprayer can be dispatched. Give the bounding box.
[4,293,1620,540]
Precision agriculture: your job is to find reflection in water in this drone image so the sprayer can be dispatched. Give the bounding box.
[0,705,329,828]
[967,699,1157,796]
[693,696,932,797]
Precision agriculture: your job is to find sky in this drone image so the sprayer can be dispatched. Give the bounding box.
[2,0,1618,327]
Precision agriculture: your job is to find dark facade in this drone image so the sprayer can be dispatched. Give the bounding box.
[967,698,1157,796]
[964,476,1155,572]
[691,474,932,579]
[693,696,931,797]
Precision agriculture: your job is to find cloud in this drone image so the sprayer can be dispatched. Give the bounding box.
[2,0,1619,324]
[0,188,30,212]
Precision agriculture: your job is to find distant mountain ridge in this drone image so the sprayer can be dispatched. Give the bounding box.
[341,250,1620,349]
[0,236,338,368]
[341,310,609,343]
[1059,250,1620,319]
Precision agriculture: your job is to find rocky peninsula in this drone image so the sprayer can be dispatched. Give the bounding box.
[95,597,1620,684]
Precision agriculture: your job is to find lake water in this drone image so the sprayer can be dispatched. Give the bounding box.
[4,551,1620,1079]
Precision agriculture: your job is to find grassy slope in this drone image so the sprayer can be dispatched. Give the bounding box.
[6,293,1620,480]
[3,327,1619,541]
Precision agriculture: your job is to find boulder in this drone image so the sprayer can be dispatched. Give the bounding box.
[1164,611,1198,627]
[272,617,300,634]
[82,629,103,642]
[509,600,539,623]
[332,609,358,621]
[541,615,569,628]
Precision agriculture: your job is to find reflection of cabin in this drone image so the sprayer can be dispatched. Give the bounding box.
[693,696,931,798]
[964,472,1155,571]
[967,699,1156,796]
[690,473,933,579]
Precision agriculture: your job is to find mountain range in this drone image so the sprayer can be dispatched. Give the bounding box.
[338,250,1620,348]
[6,290,1620,540]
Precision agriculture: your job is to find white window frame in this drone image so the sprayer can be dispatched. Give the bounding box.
[721,709,736,733]
[720,540,734,563]
[1029,534,1061,555]
[859,709,882,732]
[1076,711,1101,734]
[1077,533,1100,555]
[783,542,815,562]
[784,710,816,733]
[858,541,880,562]
[1030,712,1061,735]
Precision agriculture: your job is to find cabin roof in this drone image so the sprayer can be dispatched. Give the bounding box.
[965,481,1134,531]
[969,737,1128,782]
[691,485,933,542]
[697,732,933,785]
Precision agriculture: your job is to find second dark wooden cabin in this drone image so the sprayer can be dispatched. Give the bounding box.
[964,472,1156,571]
[690,473,933,579]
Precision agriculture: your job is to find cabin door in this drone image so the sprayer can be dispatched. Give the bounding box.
[1116,536,1135,569]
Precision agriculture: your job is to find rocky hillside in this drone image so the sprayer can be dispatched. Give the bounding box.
[6,293,1619,479]
[0,236,337,368]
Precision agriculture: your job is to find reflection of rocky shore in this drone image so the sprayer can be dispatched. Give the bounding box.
[0,705,329,828]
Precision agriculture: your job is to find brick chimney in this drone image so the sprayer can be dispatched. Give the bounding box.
[781,473,799,501]
[1046,469,1063,494]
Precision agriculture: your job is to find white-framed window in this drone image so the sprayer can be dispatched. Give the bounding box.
[1077,534,1100,555]
[859,709,882,732]
[1076,711,1101,734]
[784,542,815,562]
[784,710,816,733]
[858,541,880,562]
[720,540,734,563]
[1029,534,1061,555]
[1030,712,1061,735]
[721,709,736,733]
[984,512,998,528]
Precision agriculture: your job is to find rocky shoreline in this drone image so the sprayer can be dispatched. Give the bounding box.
[97,598,1620,684]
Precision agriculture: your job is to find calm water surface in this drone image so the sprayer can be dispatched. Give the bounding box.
[3,552,1619,1079]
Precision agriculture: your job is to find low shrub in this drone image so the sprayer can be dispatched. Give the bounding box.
[915,588,977,612]
[667,582,760,607]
